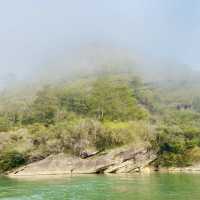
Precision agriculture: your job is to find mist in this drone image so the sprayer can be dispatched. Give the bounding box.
[1,0,200,87]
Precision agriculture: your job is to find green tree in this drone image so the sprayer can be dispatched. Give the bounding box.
[60,88,90,115]
[22,86,59,125]
[89,77,148,121]
[0,151,26,172]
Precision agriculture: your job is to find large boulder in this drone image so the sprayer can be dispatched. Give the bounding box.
[9,146,156,176]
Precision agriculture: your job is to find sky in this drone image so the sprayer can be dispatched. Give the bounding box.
[1,0,200,80]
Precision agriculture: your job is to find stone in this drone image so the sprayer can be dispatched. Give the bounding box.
[9,146,157,176]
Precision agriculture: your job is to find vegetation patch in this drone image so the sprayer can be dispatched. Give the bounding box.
[0,72,200,172]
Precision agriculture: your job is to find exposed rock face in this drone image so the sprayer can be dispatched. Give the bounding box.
[9,146,156,176]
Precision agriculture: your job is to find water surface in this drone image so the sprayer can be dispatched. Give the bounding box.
[0,173,200,200]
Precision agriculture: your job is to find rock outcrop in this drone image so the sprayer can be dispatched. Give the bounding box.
[9,146,156,176]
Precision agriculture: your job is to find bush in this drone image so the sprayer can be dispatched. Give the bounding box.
[0,151,26,172]
[153,122,200,167]
[95,121,152,150]
[0,116,11,132]
[156,152,191,167]
[186,147,200,164]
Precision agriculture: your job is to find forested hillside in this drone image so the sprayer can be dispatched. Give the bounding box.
[0,66,200,173]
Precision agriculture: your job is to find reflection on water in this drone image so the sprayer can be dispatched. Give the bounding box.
[0,173,200,200]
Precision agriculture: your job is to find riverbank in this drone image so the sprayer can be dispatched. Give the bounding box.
[7,145,200,177]
[8,145,156,177]
[1,73,200,177]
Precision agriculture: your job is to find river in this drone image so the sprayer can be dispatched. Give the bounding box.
[0,173,200,200]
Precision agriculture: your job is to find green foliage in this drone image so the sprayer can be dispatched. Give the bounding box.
[1,72,200,171]
[57,76,149,121]
[186,147,200,163]
[157,152,191,167]
[0,116,11,132]
[154,110,200,167]
[95,121,151,150]
[0,151,26,172]
[165,110,200,126]
[89,77,148,121]
[60,87,90,116]
[22,86,59,125]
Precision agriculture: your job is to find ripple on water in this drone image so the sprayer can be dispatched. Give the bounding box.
[1,174,200,200]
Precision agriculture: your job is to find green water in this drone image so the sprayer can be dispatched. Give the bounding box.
[0,173,200,200]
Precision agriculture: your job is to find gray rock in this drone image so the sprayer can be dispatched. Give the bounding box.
[9,146,156,176]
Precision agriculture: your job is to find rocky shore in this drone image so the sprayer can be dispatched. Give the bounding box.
[9,146,157,176]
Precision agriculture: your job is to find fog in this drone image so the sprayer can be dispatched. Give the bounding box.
[1,0,200,86]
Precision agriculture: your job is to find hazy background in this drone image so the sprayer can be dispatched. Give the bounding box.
[1,0,200,85]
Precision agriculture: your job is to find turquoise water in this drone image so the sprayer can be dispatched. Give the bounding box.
[0,173,200,200]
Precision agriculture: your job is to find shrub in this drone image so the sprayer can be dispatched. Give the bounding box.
[0,116,11,132]
[0,151,26,172]
[153,122,200,167]
[95,121,152,150]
